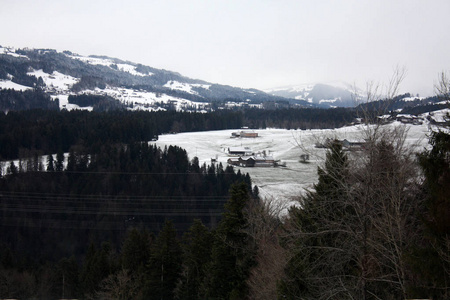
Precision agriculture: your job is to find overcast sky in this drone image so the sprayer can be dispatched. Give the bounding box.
[1,0,450,96]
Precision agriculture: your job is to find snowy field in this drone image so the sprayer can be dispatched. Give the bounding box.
[154,122,432,209]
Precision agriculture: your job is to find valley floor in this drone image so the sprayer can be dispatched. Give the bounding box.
[154,122,431,211]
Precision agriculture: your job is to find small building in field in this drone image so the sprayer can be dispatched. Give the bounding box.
[341,139,366,151]
[227,157,240,166]
[239,156,256,167]
[227,147,254,156]
[227,155,275,167]
[230,130,258,138]
[253,156,275,167]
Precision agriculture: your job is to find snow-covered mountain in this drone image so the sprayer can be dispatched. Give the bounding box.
[265,82,357,108]
[0,46,311,111]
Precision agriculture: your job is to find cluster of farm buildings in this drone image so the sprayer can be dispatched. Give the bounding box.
[225,130,280,167]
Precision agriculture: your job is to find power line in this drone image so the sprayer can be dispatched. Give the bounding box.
[0,191,230,202]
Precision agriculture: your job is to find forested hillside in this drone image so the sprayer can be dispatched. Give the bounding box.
[0,139,256,298]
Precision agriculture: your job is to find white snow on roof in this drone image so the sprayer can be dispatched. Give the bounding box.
[0,80,32,91]
[27,69,79,92]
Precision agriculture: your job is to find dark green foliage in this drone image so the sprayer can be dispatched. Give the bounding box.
[410,131,450,298]
[278,142,352,299]
[0,109,243,160]
[57,256,80,299]
[46,154,54,171]
[121,228,153,274]
[203,183,257,300]
[68,93,115,107]
[145,220,183,300]
[0,140,252,297]
[0,89,58,111]
[80,242,116,296]
[176,219,213,300]
[243,107,356,129]
[0,141,248,265]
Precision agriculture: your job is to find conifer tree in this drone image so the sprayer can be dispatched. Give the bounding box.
[278,141,352,299]
[203,182,256,300]
[46,154,54,172]
[121,228,152,274]
[176,219,213,300]
[144,220,182,300]
[55,150,64,172]
[413,131,450,298]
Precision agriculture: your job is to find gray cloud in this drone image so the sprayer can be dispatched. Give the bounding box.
[1,0,449,96]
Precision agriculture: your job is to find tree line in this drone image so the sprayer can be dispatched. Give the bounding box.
[0,107,360,161]
[242,107,357,129]
[0,109,244,160]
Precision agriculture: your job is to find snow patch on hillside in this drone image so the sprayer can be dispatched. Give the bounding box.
[51,95,93,111]
[319,98,339,104]
[116,63,153,76]
[403,96,425,102]
[68,54,113,67]
[0,46,29,59]
[164,80,211,95]
[27,69,78,92]
[78,86,209,112]
[0,80,32,91]
[67,54,151,77]
[422,109,450,123]
[266,84,314,94]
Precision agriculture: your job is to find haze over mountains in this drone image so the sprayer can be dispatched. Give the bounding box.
[0,46,441,112]
[0,46,364,110]
[0,46,310,111]
[265,82,357,107]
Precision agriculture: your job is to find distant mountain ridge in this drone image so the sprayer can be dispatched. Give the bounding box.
[0,46,311,111]
[0,46,444,113]
[265,82,357,108]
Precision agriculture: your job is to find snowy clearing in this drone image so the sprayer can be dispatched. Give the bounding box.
[154,122,432,210]
[0,80,32,91]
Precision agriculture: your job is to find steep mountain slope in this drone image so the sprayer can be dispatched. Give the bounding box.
[0,46,310,111]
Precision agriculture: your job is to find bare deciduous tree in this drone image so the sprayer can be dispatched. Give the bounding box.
[246,197,290,300]
[279,69,424,299]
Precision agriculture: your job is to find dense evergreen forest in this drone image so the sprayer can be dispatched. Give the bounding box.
[0,109,243,160]
[1,128,448,299]
[0,104,359,160]
[242,107,356,129]
[0,140,255,298]
[0,93,448,298]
